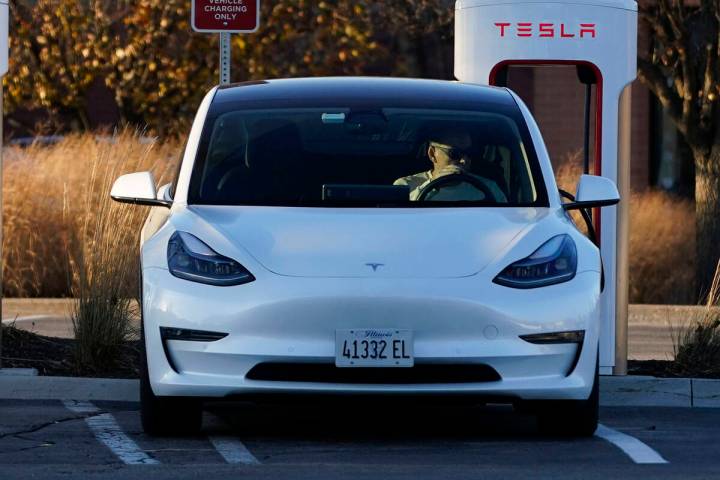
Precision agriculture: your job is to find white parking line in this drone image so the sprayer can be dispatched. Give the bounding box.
[63,400,159,465]
[595,424,668,464]
[209,436,261,465]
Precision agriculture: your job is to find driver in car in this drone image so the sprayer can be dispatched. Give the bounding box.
[394,130,507,202]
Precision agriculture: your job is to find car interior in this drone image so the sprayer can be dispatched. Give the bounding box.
[196,109,538,205]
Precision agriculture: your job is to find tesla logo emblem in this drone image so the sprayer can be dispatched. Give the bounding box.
[494,22,596,38]
[365,263,385,272]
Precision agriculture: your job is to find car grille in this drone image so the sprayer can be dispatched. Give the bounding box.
[245,363,502,384]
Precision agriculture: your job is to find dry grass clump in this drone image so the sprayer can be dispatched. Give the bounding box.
[672,260,720,378]
[3,143,75,297]
[3,132,178,373]
[2,133,179,298]
[64,132,177,373]
[628,190,695,304]
[554,153,584,194]
[554,150,696,305]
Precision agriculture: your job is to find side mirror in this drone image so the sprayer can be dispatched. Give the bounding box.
[110,172,171,208]
[156,183,172,202]
[563,174,620,211]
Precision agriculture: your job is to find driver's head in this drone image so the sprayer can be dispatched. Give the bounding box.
[427,129,473,171]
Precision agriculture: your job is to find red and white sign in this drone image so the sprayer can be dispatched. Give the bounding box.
[494,22,597,38]
[192,0,260,33]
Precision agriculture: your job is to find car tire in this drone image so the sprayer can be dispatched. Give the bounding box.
[140,352,203,436]
[535,354,599,438]
[139,294,203,436]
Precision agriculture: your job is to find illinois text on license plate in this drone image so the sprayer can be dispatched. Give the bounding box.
[335,329,413,367]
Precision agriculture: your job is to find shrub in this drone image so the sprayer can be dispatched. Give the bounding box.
[672,261,720,378]
[2,131,176,373]
[2,132,179,298]
[628,190,695,305]
[2,143,73,297]
[66,131,175,374]
[554,151,696,305]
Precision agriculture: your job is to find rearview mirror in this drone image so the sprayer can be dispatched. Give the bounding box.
[563,174,620,211]
[110,172,171,208]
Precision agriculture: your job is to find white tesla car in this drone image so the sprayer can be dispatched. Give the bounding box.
[111,78,619,437]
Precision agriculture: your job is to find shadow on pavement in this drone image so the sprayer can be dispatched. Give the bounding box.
[203,398,556,442]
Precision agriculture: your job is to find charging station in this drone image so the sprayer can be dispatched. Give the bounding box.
[454,0,637,374]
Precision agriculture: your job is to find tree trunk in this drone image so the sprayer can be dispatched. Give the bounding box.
[694,146,720,299]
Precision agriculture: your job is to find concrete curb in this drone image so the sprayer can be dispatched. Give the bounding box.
[1,375,719,407]
[692,378,720,408]
[0,376,139,402]
[600,376,693,407]
[600,376,720,407]
[0,368,38,376]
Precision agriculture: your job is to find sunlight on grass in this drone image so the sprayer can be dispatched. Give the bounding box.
[672,260,720,378]
[3,131,178,373]
[555,150,696,305]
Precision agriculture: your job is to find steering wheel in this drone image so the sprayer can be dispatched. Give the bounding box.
[416,172,495,202]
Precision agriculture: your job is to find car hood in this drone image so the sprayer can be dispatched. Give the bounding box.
[181,206,551,279]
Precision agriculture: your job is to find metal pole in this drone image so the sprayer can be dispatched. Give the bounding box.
[614,84,632,376]
[583,83,593,223]
[219,32,231,85]
[583,83,592,176]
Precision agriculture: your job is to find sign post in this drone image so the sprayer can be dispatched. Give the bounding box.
[219,32,231,85]
[191,0,261,85]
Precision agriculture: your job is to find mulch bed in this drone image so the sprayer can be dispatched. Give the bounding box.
[628,360,720,379]
[0,325,140,378]
[627,360,677,378]
[1,325,717,379]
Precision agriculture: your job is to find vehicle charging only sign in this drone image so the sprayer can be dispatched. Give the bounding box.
[192,0,260,33]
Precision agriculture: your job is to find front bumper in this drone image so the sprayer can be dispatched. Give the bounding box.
[142,267,600,401]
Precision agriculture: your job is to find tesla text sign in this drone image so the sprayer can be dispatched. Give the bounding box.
[493,22,596,38]
[192,0,260,33]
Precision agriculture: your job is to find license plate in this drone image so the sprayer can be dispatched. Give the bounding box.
[335,329,413,367]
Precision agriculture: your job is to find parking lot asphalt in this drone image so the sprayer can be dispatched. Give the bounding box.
[0,400,718,479]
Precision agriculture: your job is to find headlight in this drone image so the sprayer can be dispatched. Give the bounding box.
[167,231,255,286]
[493,234,577,289]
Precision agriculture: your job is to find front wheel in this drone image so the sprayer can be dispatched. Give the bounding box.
[535,358,599,437]
[140,326,202,436]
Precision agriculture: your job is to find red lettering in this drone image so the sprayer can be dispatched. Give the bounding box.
[560,23,575,38]
[517,22,532,37]
[494,22,510,37]
[579,23,596,38]
[539,23,554,38]
[493,21,595,39]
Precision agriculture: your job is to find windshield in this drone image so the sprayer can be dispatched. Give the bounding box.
[188,107,547,207]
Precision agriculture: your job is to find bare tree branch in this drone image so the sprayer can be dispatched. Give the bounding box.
[659,0,684,39]
[638,58,689,138]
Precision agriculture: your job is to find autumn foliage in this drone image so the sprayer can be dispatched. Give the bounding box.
[5,0,453,136]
